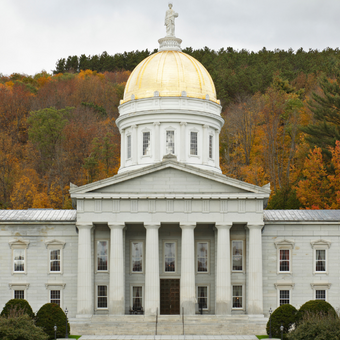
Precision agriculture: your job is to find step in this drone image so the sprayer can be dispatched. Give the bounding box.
[74,336,263,340]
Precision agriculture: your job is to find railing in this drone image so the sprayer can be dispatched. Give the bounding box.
[182,307,185,336]
[155,307,158,337]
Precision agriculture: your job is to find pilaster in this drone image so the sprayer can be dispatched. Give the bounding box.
[153,122,161,162]
[215,223,232,315]
[108,223,125,315]
[247,224,264,315]
[76,223,94,317]
[144,223,161,315]
[180,223,196,315]
[180,122,187,162]
[202,124,209,165]
[120,129,126,169]
[131,125,138,165]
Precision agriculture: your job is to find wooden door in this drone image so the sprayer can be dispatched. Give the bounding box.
[160,279,180,315]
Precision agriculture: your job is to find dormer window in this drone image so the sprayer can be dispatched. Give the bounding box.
[166,131,175,154]
[143,132,151,156]
[127,135,132,159]
[190,132,198,155]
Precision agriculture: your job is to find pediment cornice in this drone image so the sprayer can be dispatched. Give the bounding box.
[70,160,271,197]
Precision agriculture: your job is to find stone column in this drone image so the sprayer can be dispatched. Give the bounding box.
[180,223,196,315]
[108,223,125,315]
[153,122,161,162]
[131,124,137,165]
[77,223,93,317]
[180,122,187,162]
[144,223,160,315]
[247,224,264,315]
[120,129,126,169]
[215,130,220,168]
[202,124,209,165]
[215,223,232,315]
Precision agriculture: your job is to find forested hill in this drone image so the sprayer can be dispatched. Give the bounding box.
[54,47,340,105]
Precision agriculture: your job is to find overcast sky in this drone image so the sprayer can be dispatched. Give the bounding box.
[1,0,340,76]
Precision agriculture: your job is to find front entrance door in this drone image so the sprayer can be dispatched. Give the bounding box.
[160,279,180,315]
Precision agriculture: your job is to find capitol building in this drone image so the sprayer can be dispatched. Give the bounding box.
[1,6,340,336]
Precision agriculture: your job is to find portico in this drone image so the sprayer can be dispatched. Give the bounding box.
[72,159,270,318]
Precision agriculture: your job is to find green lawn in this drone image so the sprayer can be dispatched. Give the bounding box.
[69,336,81,339]
[256,336,269,339]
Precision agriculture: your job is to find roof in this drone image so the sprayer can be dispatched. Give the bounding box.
[0,210,76,222]
[264,210,340,222]
[121,51,219,105]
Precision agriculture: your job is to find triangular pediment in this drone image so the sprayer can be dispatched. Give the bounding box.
[70,160,270,198]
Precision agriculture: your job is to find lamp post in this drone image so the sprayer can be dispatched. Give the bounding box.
[54,324,57,340]
[65,307,69,338]
[280,324,284,340]
[269,307,272,339]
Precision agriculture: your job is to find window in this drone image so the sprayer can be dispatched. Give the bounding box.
[132,286,143,310]
[14,290,24,299]
[315,250,326,272]
[50,290,61,306]
[166,130,175,154]
[97,286,108,309]
[143,132,151,156]
[131,242,143,272]
[311,239,331,274]
[190,131,198,155]
[279,290,290,305]
[197,242,208,272]
[13,249,25,272]
[127,135,131,159]
[164,242,176,272]
[45,239,65,274]
[275,239,294,274]
[232,240,243,271]
[97,240,108,271]
[316,290,326,301]
[279,249,290,272]
[197,286,208,310]
[209,135,213,159]
[232,285,243,309]
[50,249,61,272]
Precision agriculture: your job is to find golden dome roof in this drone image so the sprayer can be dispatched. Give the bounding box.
[121,51,219,104]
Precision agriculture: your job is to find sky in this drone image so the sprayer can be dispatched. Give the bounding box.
[1,0,340,76]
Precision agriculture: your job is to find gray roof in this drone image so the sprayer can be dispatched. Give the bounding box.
[264,210,340,222]
[0,210,76,222]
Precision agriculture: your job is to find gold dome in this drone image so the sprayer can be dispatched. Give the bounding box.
[121,51,219,104]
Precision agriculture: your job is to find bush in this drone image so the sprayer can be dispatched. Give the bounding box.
[0,299,34,319]
[288,312,340,340]
[266,304,298,340]
[0,314,48,340]
[295,300,337,325]
[35,303,70,340]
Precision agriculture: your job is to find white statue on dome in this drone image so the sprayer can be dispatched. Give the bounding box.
[165,3,178,37]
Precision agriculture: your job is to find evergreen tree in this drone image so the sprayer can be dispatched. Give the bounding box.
[302,76,340,157]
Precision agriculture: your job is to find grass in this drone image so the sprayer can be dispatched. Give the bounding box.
[256,336,269,339]
[69,336,81,339]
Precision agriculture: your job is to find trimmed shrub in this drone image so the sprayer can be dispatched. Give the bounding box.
[295,300,337,325]
[35,303,70,340]
[266,304,298,340]
[288,312,340,340]
[0,299,34,319]
[0,314,48,340]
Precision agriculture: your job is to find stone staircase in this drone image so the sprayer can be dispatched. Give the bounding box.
[70,315,267,337]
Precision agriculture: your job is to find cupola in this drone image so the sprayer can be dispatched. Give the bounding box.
[116,4,223,174]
